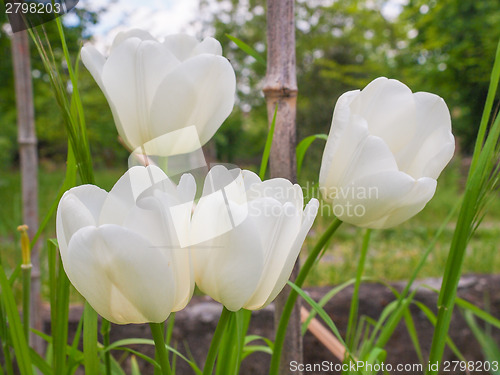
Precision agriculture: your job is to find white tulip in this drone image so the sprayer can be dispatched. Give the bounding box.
[56,166,195,324]
[81,30,236,155]
[191,166,319,311]
[319,77,455,229]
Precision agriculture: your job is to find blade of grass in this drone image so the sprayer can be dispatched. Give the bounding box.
[226,34,266,66]
[0,265,33,375]
[296,134,327,177]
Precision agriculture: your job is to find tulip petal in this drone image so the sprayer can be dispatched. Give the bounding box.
[367,177,436,228]
[400,92,455,179]
[81,45,106,90]
[247,178,304,211]
[192,37,223,56]
[350,77,417,156]
[320,115,398,197]
[56,185,107,260]
[65,225,175,324]
[162,34,199,61]
[192,203,264,311]
[319,90,361,190]
[258,198,319,308]
[334,171,436,228]
[243,199,303,309]
[111,29,155,50]
[101,38,178,148]
[99,166,168,226]
[150,54,236,147]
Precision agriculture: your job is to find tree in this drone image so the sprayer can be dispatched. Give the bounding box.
[395,0,500,152]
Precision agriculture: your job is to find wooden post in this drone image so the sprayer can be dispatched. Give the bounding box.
[263,0,302,373]
[11,29,43,353]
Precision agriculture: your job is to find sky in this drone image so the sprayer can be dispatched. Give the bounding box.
[71,0,201,51]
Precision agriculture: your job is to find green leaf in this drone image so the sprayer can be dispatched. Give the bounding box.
[0,265,33,375]
[464,311,500,375]
[296,134,328,177]
[226,34,266,65]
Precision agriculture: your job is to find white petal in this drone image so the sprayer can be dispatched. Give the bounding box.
[192,203,264,311]
[257,198,319,308]
[81,45,106,90]
[101,38,178,148]
[242,169,262,191]
[149,55,236,146]
[334,171,435,228]
[99,166,168,226]
[320,115,398,198]
[111,29,155,50]
[56,185,107,259]
[400,92,455,179]
[350,77,417,156]
[65,225,175,324]
[319,90,361,190]
[162,34,199,61]
[169,248,194,311]
[365,177,437,228]
[243,199,303,309]
[192,37,222,56]
[332,171,415,226]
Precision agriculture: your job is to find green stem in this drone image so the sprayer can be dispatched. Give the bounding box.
[202,307,232,375]
[101,319,111,375]
[21,265,31,344]
[269,218,342,375]
[346,229,372,349]
[149,323,172,375]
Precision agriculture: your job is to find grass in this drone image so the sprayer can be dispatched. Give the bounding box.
[0,155,498,288]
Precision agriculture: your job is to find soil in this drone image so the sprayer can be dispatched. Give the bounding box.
[38,274,500,374]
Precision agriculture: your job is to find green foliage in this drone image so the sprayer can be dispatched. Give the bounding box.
[396,0,500,152]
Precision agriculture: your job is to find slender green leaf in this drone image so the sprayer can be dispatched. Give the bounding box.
[226,34,266,65]
[296,134,328,177]
[29,348,53,375]
[464,311,500,375]
[0,265,33,375]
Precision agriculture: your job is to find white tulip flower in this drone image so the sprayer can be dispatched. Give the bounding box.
[82,30,236,155]
[319,77,455,229]
[191,166,319,311]
[56,166,195,324]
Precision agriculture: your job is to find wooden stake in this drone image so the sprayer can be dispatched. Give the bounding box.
[11,29,43,354]
[263,0,301,373]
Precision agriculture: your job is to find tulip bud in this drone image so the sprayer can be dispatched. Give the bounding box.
[81,30,236,156]
[56,166,196,324]
[191,166,319,311]
[319,77,455,229]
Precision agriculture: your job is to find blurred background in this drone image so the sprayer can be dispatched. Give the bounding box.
[1,0,499,288]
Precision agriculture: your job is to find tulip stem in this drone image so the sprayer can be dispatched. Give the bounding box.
[269,217,342,375]
[149,322,172,375]
[203,306,232,375]
[346,228,372,349]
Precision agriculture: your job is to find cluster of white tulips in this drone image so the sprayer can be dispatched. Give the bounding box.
[56,29,454,326]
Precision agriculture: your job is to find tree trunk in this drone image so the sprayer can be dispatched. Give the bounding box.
[11,29,43,354]
[263,1,302,374]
